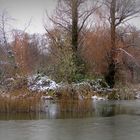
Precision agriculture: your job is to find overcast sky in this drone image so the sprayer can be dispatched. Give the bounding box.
[0,0,57,34]
[0,0,140,34]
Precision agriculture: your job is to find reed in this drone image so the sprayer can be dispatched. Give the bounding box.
[58,99,93,112]
[0,93,42,113]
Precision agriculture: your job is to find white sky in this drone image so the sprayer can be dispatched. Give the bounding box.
[0,0,57,34]
[0,0,140,34]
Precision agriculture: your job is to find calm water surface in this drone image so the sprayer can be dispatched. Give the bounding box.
[1,100,140,140]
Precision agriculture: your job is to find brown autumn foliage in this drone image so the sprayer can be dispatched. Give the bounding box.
[7,23,140,86]
[81,26,111,76]
[81,23,140,84]
[11,31,46,75]
[11,32,30,75]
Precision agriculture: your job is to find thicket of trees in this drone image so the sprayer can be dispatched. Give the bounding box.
[0,0,140,87]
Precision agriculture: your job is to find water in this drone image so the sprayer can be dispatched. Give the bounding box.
[1,100,140,140]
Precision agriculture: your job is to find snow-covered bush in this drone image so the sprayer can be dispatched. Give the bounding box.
[28,74,59,92]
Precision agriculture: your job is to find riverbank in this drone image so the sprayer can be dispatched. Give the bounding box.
[0,74,140,113]
[1,74,140,100]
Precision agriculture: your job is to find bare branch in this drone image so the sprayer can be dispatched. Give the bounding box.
[23,17,32,32]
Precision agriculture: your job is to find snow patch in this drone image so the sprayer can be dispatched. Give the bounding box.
[135,91,140,99]
[91,95,106,101]
[28,74,59,92]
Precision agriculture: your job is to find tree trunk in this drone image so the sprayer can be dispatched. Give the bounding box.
[105,0,116,88]
[72,0,78,52]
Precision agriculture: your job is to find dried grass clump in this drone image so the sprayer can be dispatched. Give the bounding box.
[0,92,42,113]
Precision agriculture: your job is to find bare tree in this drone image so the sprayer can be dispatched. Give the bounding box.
[45,0,99,52]
[103,0,140,87]
[0,10,15,82]
[0,10,14,52]
[44,0,100,82]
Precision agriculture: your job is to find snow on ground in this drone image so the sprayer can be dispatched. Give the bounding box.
[91,95,106,101]
[135,91,140,99]
[28,74,59,92]
[27,74,111,100]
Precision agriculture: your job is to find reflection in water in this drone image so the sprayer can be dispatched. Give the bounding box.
[93,101,136,117]
[0,115,140,140]
[0,112,48,120]
[44,100,138,119]
[0,100,139,120]
[1,100,140,140]
[57,99,95,119]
